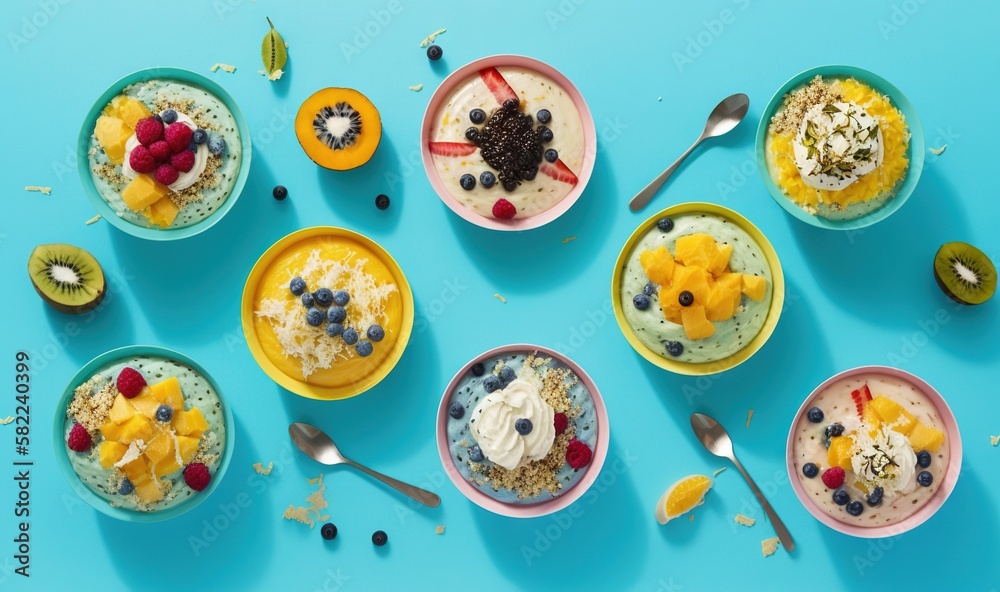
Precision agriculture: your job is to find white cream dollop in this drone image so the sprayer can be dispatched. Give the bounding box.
[122,112,208,192]
[850,426,916,498]
[470,379,555,471]
[793,101,883,191]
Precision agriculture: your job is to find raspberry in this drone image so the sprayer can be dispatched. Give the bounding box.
[134,117,163,146]
[184,462,211,492]
[148,140,171,161]
[154,164,179,186]
[116,367,147,398]
[821,466,845,489]
[170,149,196,173]
[491,198,517,220]
[129,146,157,174]
[164,122,193,153]
[67,423,92,452]
[553,412,568,435]
[565,439,592,469]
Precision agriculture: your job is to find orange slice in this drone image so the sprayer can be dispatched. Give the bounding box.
[655,474,713,524]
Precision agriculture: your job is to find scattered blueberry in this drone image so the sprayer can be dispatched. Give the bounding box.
[161,109,177,124]
[375,194,390,210]
[321,523,338,540]
[460,174,476,190]
[326,323,344,337]
[314,288,334,307]
[825,423,845,438]
[290,277,306,296]
[118,479,135,495]
[356,340,374,357]
[536,109,551,124]
[643,282,657,296]
[333,290,350,306]
[502,179,518,192]
[470,108,486,124]
[846,501,864,516]
[503,98,519,110]
[917,471,933,487]
[633,293,650,310]
[273,185,288,201]
[867,486,884,507]
[657,217,674,232]
[523,167,537,181]
[152,114,163,123]
[306,308,325,326]
[327,306,347,324]
[426,44,442,61]
[301,292,315,307]
[807,407,825,423]
[192,129,208,144]
[155,405,172,422]
[372,530,389,546]
[471,362,485,377]
[664,341,684,357]
[465,127,479,142]
[367,324,385,342]
[537,126,554,143]
[208,136,226,156]
[678,291,694,307]
[544,149,559,163]
[468,445,484,462]
[480,171,496,188]
[833,489,850,505]
[499,366,516,385]
[482,375,501,393]
[449,402,465,419]
[916,450,931,468]
[802,462,819,478]
[515,418,533,435]
[342,327,359,345]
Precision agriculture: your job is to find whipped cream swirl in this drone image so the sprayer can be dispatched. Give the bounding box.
[851,426,916,498]
[122,112,208,192]
[470,379,555,471]
[793,101,883,191]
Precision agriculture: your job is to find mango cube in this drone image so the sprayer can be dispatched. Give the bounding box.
[176,435,201,464]
[671,265,713,305]
[704,283,738,322]
[121,174,170,212]
[99,441,128,469]
[867,396,916,435]
[149,377,184,411]
[142,197,180,228]
[153,456,182,478]
[108,394,138,425]
[134,480,164,504]
[99,421,123,442]
[129,390,162,419]
[118,415,153,444]
[708,243,733,277]
[907,422,945,453]
[827,435,854,470]
[741,275,767,302]
[639,247,675,286]
[680,304,716,340]
[144,432,176,466]
[94,115,131,165]
[173,407,209,436]
[120,455,149,483]
[674,234,718,269]
[113,97,152,129]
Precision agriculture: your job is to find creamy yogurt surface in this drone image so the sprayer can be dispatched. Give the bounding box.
[793,101,883,191]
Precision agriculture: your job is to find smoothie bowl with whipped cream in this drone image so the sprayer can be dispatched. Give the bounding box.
[79,68,251,240]
[613,202,784,376]
[437,344,609,517]
[787,366,961,537]
[421,55,596,231]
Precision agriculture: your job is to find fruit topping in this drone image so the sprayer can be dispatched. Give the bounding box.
[514,418,533,435]
[536,109,552,124]
[846,500,864,516]
[678,290,694,307]
[468,445,484,462]
[822,466,845,489]
[460,174,476,190]
[356,340,374,357]
[471,363,486,377]
[553,412,568,435]
[632,293,650,310]
[296,88,381,170]
[341,327,359,345]
[372,530,388,546]
[538,159,579,185]
[153,164,179,186]
[118,479,135,495]
[807,407,824,423]
[917,471,933,487]
[325,323,343,337]
[192,129,208,144]
[164,122,193,153]
[170,150,196,174]
[375,193,390,210]
[208,136,226,156]
[427,142,477,156]
[933,242,996,305]
[333,290,350,306]
[849,383,873,418]
[543,148,559,163]
[482,375,501,393]
[480,171,496,188]
[491,198,517,220]
[916,450,931,468]
[664,341,684,357]
[327,306,347,324]
[367,325,385,342]
[289,278,305,296]
[832,489,849,505]
[643,282,657,296]
[134,117,164,146]
[426,44,443,60]
[67,423,92,452]
[867,486,884,507]
[655,474,712,524]
[464,127,479,142]
[116,367,147,398]
[161,109,178,124]
[273,185,288,201]
[155,405,172,422]
[321,523,338,540]
[27,244,107,315]
[657,217,674,232]
[825,423,845,438]
[479,67,518,104]
[566,439,593,469]
[449,402,465,419]
[184,462,211,491]
[313,288,334,307]
[128,146,157,174]
[301,292,315,307]
[802,462,819,478]
[538,126,554,143]
[306,307,325,326]
[470,109,487,124]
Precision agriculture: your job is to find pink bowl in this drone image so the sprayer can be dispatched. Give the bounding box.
[420,55,597,231]
[436,344,610,517]
[786,366,962,538]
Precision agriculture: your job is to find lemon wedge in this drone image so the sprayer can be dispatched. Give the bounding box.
[655,474,713,524]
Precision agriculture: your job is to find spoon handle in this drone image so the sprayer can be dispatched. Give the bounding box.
[345,459,441,508]
[628,136,703,212]
[730,456,795,552]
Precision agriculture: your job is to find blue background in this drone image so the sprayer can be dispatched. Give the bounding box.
[3,0,999,590]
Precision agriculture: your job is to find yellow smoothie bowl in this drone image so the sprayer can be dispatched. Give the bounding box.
[242,227,414,400]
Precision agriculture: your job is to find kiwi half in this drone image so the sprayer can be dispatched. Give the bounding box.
[933,242,996,305]
[27,244,106,314]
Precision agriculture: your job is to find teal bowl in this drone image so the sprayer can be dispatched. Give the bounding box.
[77,67,252,240]
[53,346,235,522]
[755,65,924,230]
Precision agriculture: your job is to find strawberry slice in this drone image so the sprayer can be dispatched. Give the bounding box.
[861,383,873,401]
[539,159,579,185]
[427,142,477,157]
[479,67,518,105]
[850,387,867,418]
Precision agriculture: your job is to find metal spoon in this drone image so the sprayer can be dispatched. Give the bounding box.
[690,413,794,552]
[629,93,750,212]
[289,422,441,507]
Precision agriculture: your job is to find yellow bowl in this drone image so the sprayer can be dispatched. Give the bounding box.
[611,202,784,376]
[241,227,414,400]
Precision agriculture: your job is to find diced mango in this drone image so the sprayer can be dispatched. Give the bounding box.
[118,414,153,444]
[153,456,182,478]
[674,234,718,269]
[144,432,175,466]
[149,377,184,411]
[130,390,161,418]
[99,441,128,469]
[94,115,131,165]
[862,404,883,436]
[173,407,209,436]
[120,455,149,482]
[704,284,738,322]
[680,304,716,340]
[142,197,180,228]
[708,243,733,277]
[741,275,767,302]
[121,174,170,212]
[176,435,200,464]
[114,96,152,129]
[134,480,164,503]
[108,394,138,425]
[867,396,917,435]
[100,421,123,442]
[827,435,854,470]
[907,422,945,453]
[671,264,713,305]
[639,247,675,286]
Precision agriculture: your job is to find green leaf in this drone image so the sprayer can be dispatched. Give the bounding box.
[822,103,841,114]
[262,17,287,78]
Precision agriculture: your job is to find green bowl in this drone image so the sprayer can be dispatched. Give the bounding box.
[755,65,924,230]
[77,67,252,240]
[53,345,235,522]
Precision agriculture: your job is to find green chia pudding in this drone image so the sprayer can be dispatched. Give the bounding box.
[88,79,242,229]
[63,355,226,512]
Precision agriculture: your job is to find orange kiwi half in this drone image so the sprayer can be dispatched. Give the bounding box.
[295,88,381,170]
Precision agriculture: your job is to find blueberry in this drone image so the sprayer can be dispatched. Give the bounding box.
[867,486,884,507]
[503,98,519,111]
[321,523,338,540]
[468,445,484,462]
[356,340,374,357]
[314,288,334,307]
[208,136,226,156]
[916,450,931,468]
[192,129,208,144]
[515,418,533,435]
[544,149,559,163]
[664,341,684,357]
[273,185,288,201]
[426,44,442,60]
[161,109,178,124]
[643,282,657,296]
[327,306,347,324]
[536,109,551,124]
[326,323,344,337]
[657,217,674,232]
[825,423,845,438]
[833,489,850,505]
[372,530,389,546]
[471,363,485,377]
[118,479,135,495]
[846,501,864,516]
[333,290,350,306]
[917,471,933,487]
[155,405,172,422]
[342,327,359,345]
[460,174,476,190]
[802,462,819,478]
[367,324,385,342]
[449,402,465,419]
[633,293,650,310]
[306,307,325,326]
[152,114,163,123]
[465,127,479,142]
[470,109,486,124]
[301,292,315,307]
[678,291,694,307]
[482,375,501,393]
[375,194,390,210]
[807,407,825,423]
[480,171,496,188]
[523,167,537,181]
[499,366,516,385]
[289,277,306,296]
[502,179,518,192]
[537,126,554,143]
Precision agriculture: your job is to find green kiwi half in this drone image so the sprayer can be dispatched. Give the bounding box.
[933,242,996,305]
[27,244,106,314]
